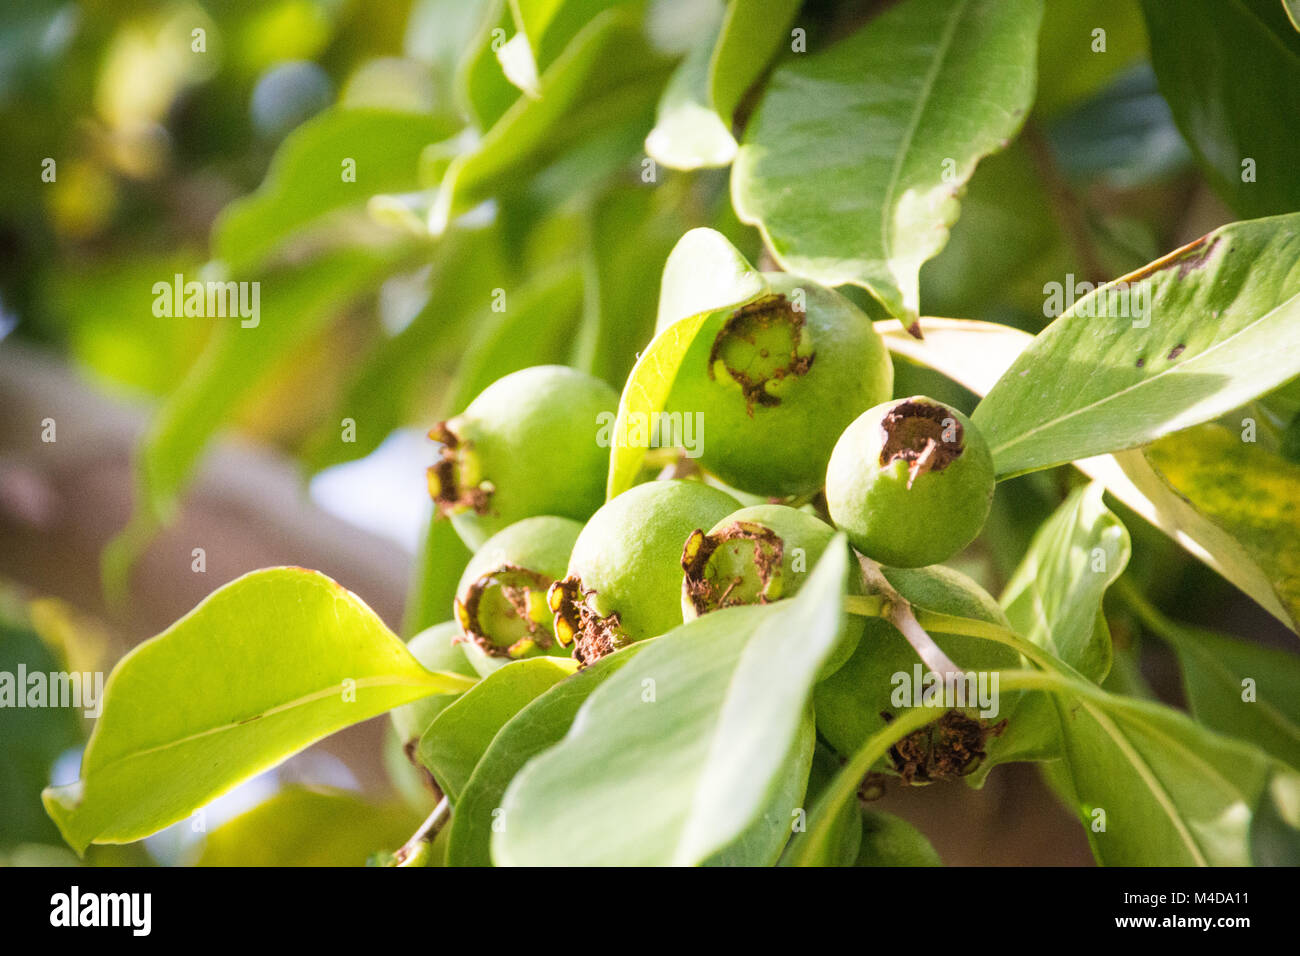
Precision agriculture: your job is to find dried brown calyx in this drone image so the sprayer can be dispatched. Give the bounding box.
[881,709,1007,785]
[708,294,814,415]
[681,520,784,616]
[427,421,494,517]
[454,564,555,659]
[878,400,964,489]
[547,576,628,668]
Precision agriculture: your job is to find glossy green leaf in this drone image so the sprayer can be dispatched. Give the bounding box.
[1002,483,1130,682]
[1287,0,1300,31]
[493,540,849,866]
[732,0,1044,323]
[1144,424,1300,631]
[445,644,645,866]
[644,8,736,170]
[104,245,410,599]
[974,215,1300,478]
[1022,671,1282,866]
[195,787,423,867]
[606,228,767,497]
[1141,0,1300,218]
[213,108,451,273]
[43,568,474,853]
[1156,618,1300,771]
[983,482,1131,776]
[430,7,668,233]
[419,656,578,802]
[708,0,802,122]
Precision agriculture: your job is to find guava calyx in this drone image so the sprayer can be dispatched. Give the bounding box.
[681,520,784,615]
[882,709,1007,785]
[547,576,628,667]
[878,399,964,489]
[454,564,554,659]
[427,422,494,517]
[708,294,814,414]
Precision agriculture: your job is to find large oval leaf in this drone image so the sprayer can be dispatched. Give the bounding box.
[417,656,578,802]
[492,539,849,865]
[732,0,1044,323]
[973,214,1300,478]
[43,568,474,854]
[606,228,768,497]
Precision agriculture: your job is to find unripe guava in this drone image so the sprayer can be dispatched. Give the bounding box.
[429,366,618,550]
[661,274,893,497]
[679,503,862,675]
[549,479,739,666]
[452,516,583,671]
[826,396,995,568]
[390,621,479,754]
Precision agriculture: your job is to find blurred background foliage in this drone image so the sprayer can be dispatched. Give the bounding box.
[1,0,1298,865]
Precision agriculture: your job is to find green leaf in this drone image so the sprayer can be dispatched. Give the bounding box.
[213,108,451,273]
[104,245,409,599]
[1141,0,1300,218]
[195,787,423,867]
[1287,0,1300,31]
[644,9,737,170]
[606,228,768,497]
[732,0,1044,323]
[1001,483,1130,682]
[418,656,578,802]
[1024,671,1282,866]
[984,482,1131,776]
[973,214,1300,478]
[430,6,668,233]
[42,568,473,853]
[1156,618,1300,771]
[708,0,802,122]
[1144,424,1300,631]
[445,645,645,866]
[493,539,849,866]
[1251,769,1300,864]
[1034,0,1147,118]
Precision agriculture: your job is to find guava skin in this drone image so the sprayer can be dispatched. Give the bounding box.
[429,366,619,551]
[662,274,893,498]
[453,515,584,671]
[390,622,479,754]
[826,396,995,568]
[679,503,862,676]
[550,479,740,665]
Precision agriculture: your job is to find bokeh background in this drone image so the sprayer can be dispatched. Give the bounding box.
[2,0,1297,865]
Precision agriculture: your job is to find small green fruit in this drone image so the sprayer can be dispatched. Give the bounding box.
[429,366,618,550]
[679,503,862,675]
[549,480,739,666]
[390,621,478,755]
[662,274,893,497]
[453,516,583,671]
[826,396,995,567]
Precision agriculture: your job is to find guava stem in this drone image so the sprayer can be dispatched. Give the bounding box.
[393,796,450,867]
[854,556,961,678]
[843,594,886,617]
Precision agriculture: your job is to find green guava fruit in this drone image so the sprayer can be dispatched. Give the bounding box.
[548,479,739,666]
[452,515,583,671]
[826,396,995,568]
[679,503,862,675]
[429,365,618,550]
[661,274,893,497]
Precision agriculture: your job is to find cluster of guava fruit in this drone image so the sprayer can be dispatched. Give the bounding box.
[396,274,999,762]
